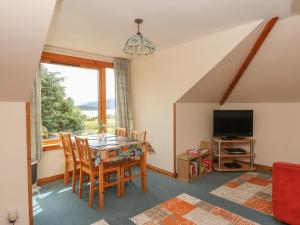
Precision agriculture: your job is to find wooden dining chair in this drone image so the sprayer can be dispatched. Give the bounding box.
[123,130,147,189]
[75,136,121,208]
[122,142,148,194]
[130,130,147,142]
[103,127,127,181]
[60,132,79,193]
[115,127,127,137]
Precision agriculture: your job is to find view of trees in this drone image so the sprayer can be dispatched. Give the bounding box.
[41,65,86,138]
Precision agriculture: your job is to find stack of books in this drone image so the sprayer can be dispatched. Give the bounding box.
[201,159,212,172]
[189,161,198,178]
[189,159,201,178]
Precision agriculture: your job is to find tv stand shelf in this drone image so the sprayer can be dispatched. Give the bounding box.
[213,138,255,172]
[214,152,256,158]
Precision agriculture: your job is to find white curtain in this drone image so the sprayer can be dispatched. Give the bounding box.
[114,58,131,132]
[30,64,42,162]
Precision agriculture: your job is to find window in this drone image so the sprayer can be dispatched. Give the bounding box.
[40,52,116,146]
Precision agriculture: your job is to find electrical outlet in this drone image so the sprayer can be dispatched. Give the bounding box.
[7,208,17,223]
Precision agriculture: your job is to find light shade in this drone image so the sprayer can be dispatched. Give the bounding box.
[123,19,155,56]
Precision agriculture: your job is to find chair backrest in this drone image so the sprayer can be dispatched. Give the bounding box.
[116,127,127,137]
[131,130,147,142]
[60,132,76,162]
[75,136,94,170]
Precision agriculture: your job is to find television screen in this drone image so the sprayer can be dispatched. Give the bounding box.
[213,110,253,138]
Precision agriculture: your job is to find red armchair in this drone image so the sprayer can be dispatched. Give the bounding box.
[273,162,300,225]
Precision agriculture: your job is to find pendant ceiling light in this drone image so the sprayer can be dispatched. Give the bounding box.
[123,18,155,56]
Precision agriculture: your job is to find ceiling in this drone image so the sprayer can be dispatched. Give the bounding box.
[178,21,264,103]
[228,15,300,102]
[45,0,292,58]
[178,16,300,103]
[0,0,56,101]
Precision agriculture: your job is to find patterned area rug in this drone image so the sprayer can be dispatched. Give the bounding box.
[210,172,272,215]
[131,193,259,225]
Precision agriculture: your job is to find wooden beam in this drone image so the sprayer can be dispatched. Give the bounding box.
[220,17,278,105]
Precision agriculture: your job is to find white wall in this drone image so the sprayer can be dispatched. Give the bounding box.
[130,20,261,172]
[176,103,217,156]
[0,0,56,101]
[0,1,56,223]
[221,103,300,166]
[37,150,64,179]
[176,102,300,167]
[0,102,29,225]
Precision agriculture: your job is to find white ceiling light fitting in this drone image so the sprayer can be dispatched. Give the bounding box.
[123,18,155,56]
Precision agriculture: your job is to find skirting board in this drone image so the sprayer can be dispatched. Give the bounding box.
[235,160,272,172]
[147,164,177,178]
[37,173,64,186]
[37,165,177,186]
[36,162,271,186]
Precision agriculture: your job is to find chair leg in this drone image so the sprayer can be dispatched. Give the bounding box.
[72,167,76,193]
[117,167,121,197]
[141,154,147,192]
[128,168,132,179]
[79,169,83,199]
[64,171,68,185]
[89,174,94,208]
[99,163,104,209]
[141,171,146,192]
[105,173,109,182]
[64,163,69,185]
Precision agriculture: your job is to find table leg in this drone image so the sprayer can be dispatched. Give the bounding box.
[141,153,147,192]
[98,163,104,209]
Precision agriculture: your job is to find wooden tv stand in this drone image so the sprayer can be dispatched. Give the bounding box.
[213,138,256,172]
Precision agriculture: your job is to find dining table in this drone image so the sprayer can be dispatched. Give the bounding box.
[76,133,149,207]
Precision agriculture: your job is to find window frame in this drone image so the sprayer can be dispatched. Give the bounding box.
[41,52,114,151]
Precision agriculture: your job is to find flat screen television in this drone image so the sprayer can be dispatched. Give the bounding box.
[213,110,253,138]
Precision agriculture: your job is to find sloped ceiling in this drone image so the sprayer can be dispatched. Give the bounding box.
[228,16,300,102]
[178,21,265,102]
[45,0,292,58]
[0,0,56,101]
[178,15,300,103]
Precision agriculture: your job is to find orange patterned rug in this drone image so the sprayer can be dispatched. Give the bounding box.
[131,193,259,225]
[211,172,272,215]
